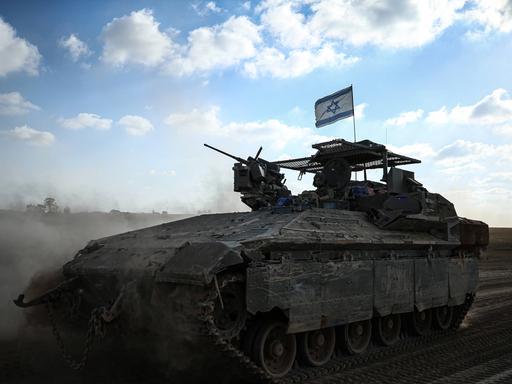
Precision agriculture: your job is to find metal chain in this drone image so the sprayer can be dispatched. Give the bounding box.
[46,300,106,370]
[197,278,273,384]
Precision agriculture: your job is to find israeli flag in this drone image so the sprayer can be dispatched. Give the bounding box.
[315,86,354,128]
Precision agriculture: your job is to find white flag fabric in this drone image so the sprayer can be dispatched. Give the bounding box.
[315,86,354,128]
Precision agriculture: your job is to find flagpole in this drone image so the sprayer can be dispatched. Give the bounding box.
[350,84,358,180]
[351,84,356,143]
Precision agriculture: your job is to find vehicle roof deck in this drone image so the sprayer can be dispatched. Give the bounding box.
[272,139,421,173]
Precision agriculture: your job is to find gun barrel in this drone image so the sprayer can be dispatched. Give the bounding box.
[254,146,263,160]
[204,143,247,164]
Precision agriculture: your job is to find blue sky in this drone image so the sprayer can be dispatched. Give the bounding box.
[1,0,512,225]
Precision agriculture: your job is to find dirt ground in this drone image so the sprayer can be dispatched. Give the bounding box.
[1,220,511,384]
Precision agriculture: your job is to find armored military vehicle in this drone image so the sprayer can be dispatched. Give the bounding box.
[15,138,488,382]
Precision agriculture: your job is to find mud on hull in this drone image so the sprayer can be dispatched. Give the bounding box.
[148,252,478,381]
[15,253,478,383]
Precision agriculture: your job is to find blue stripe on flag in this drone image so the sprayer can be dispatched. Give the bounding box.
[315,109,353,128]
[314,85,352,108]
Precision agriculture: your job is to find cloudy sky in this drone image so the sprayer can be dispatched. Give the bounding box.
[0,0,511,225]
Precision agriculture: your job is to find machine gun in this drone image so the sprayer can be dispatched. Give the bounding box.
[204,144,290,210]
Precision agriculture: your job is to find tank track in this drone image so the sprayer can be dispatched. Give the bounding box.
[198,289,273,384]
[197,292,475,384]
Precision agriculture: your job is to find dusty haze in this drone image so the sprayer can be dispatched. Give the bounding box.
[0,210,189,338]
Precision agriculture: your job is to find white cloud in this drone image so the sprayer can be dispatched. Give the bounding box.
[2,125,54,146]
[425,106,449,124]
[118,115,154,136]
[493,125,512,136]
[59,34,91,61]
[0,18,41,76]
[94,3,512,80]
[58,113,113,130]
[355,103,368,119]
[165,106,222,132]
[385,109,424,126]
[101,10,263,76]
[192,1,224,16]
[259,1,320,49]
[275,153,292,161]
[222,119,319,149]
[149,169,176,176]
[384,140,512,167]
[165,105,332,149]
[165,16,261,75]
[101,9,174,67]
[384,89,512,141]
[426,88,512,125]
[470,88,512,123]
[463,0,512,36]
[0,92,40,115]
[488,171,512,182]
[388,139,512,175]
[258,0,465,50]
[100,8,356,79]
[243,44,357,78]
[435,140,512,173]
[388,143,437,159]
[206,1,222,12]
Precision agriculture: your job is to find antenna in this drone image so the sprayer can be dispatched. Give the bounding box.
[351,84,356,143]
[350,84,358,181]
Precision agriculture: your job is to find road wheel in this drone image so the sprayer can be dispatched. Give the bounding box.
[341,320,372,355]
[253,321,296,378]
[410,309,432,336]
[297,327,335,367]
[213,282,246,340]
[375,314,401,346]
[433,306,453,330]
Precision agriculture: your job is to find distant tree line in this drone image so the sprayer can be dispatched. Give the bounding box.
[26,197,70,214]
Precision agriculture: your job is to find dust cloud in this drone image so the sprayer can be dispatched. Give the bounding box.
[0,173,246,339]
[0,210,188,338]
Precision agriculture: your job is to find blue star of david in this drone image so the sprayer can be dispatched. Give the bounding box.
[326,99,341,115]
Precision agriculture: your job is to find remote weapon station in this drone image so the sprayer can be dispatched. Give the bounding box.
[15,135,488,381]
